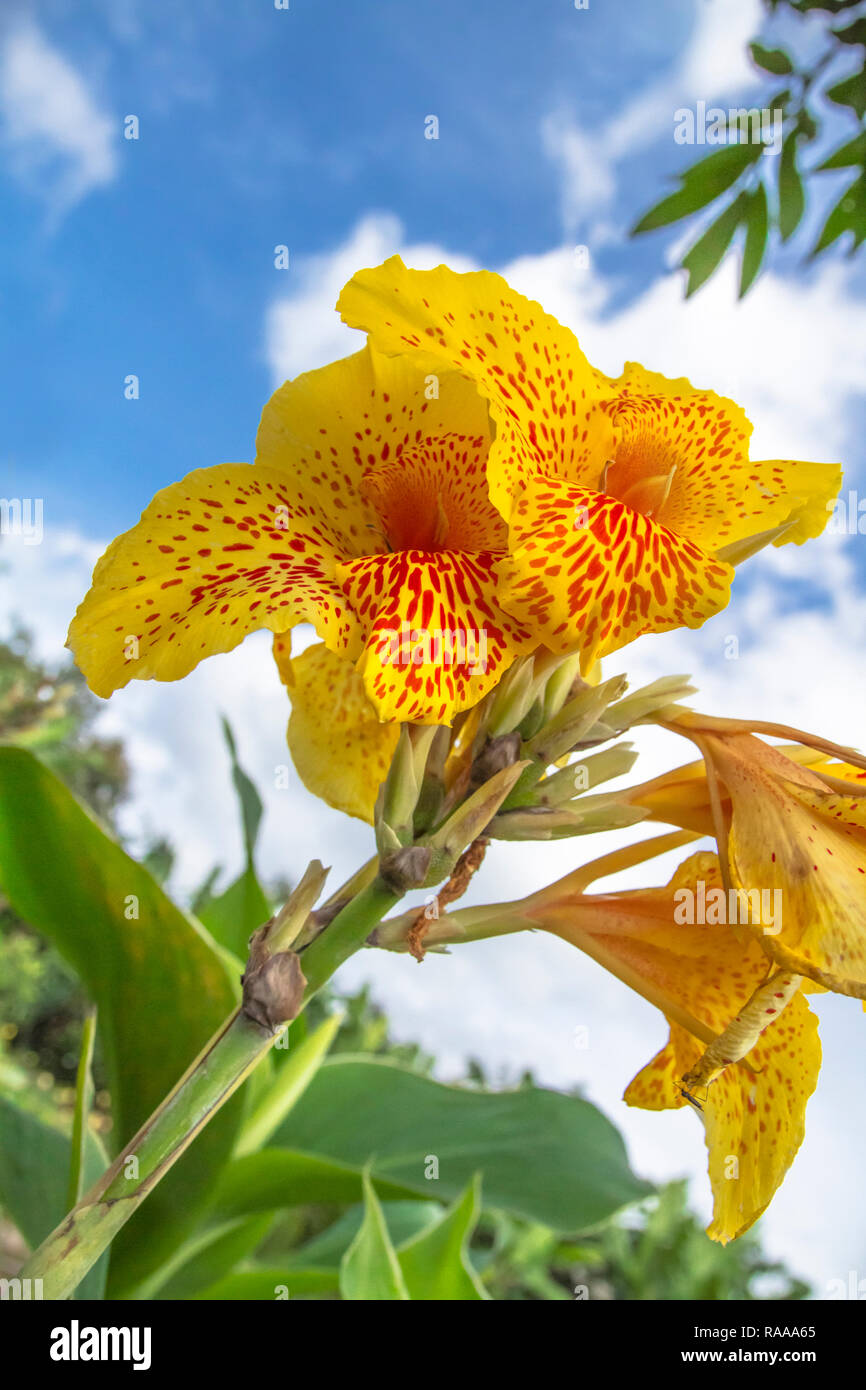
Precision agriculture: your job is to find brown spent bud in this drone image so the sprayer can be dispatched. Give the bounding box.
[242,950,306,1034]
[380,844,433,894]
[469,732,522,788]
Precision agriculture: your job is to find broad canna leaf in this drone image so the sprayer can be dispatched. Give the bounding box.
[211,1056,651,1232]
[0,747,242,1294]
[0,1093,108,1299]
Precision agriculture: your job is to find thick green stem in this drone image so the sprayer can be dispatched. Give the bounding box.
[21,876,400,1301]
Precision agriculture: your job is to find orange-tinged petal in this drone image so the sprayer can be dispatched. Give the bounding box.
[274,635,398,823]
[626,997,819,1243]
[337,256,612,518]
[337,548,534,724]
[500,475,732,666]
[602,364,841,554]
[531,851,820,1243]
[67,464,362,697]
[625,745,826,837]
[256,344,496,553]
[706,733,866,997]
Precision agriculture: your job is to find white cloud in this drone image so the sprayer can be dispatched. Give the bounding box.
[0,23,117,217]
[544,0,763,233]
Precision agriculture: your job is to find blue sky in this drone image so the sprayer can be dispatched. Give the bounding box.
[7,0,864,535]
[4,0,866,1293]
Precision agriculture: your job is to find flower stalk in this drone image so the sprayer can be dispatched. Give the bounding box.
[20,874,402,1300]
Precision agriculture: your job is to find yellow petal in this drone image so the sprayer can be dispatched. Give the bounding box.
[531,851,820,1242]
[256,343,497,552]
[337,256,611,518]
[67,464,362,697]
[708,733,866,997]
[275,635,398,823]
[500,474,732,665]
[337,548,534,724]
[626,997,820,1243]
[602,367,841,555]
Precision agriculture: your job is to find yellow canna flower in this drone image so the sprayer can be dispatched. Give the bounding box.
[68,259,840,737]
[517,849,822,1243]
[67,345,534,724]
[628,716,866,999]
[338,257,841,670]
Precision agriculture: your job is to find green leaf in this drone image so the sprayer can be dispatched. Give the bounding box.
[197,863,270,959]
[817,131,866,170]
[340,1169,410,1300]
[150,1216,274,1300]
[193,1202,438,1298]
[398,1175,489,1300]
[67,1005,97,1210]
[214,1148,418,1214]
[194,1267,337,1299]
[833,16,866,44]
[779,132,806,240]
[0,748,241,1294]
[212,1056,651,1232]
[740,183,769,296]
[749,42,793,75]
[631,143,762,234]
[289,1201,438,1271]
[0,1093,108,1299]
[682,194,747,297]
[236,1011,343,1156]
[812,171,866,254]
[826,65,866,120]
[221,715,263,866]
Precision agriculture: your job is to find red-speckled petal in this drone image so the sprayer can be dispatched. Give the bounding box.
[256,343,496,552]
[67,464,362,697]
[500,474,732,665]
[336,548,534,723]
[535,852,821,1244]
[337,256,612,517]
[602,364,841,552]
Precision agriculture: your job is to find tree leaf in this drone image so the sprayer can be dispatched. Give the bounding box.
[339,1169,410,1300]
[0,747,242,1294]
[398,1175,489,1300]
[826,65,866,120]
[749,42,793,75]
[740,183,769,296]
[632,144,762,234]
[812,172,866,254]
[817,131,866,170]
[682,194,747,296]
[0,1093,108,1299]
[833,16,866,43]
[211,1056,652,1232]
[779,133,806,241]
